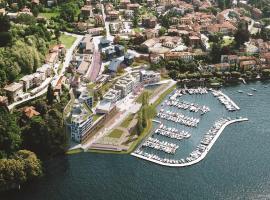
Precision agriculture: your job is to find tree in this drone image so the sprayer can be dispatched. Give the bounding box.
[32,7,39,17]
[132,15,138,28]
[60,2,79,22]
[16,14,37,25]
[0,15,11,32]
[136,111,143,135]
[0,150,42,191]
[158,27,166,36]
[210,42,222,63]
[54,28,61,43]
[0,108,21,158]
[13,150,43,180]
[234,21,250,47]
[46,83,54,105]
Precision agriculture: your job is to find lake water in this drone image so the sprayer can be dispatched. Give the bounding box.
[3,81,270,200]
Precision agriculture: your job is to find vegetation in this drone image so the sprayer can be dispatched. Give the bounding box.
[59,34,76,49]
[0,86,69,191]
[0,150,42,191]
[108,129,124,139]
[0,15,52,87]
[120,114,134,128]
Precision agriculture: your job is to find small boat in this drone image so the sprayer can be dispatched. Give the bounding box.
[237,90,243,93]
[251,88,257,91]
[264,85,268,88]
[247,93,253,96]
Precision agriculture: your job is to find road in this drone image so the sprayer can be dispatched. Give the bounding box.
[101,3,114,41]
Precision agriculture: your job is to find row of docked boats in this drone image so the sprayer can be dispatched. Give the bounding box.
[157,110,200,127]
[164,99,210,115]
[134,150,188,165]
[155,124,191,140]
[211,89,239,111]
[169,87,208,100]
[142,137,179,154]
[200,118,229,145]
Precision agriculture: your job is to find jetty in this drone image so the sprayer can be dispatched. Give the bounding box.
[131,118,248,167]
[210,89,240,111]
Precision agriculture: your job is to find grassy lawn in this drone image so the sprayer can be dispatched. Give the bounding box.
[120,114,134,128]
[153,84,176,107]
[39,12,59,19]
[108,129,124,138]
[60,34,76,49]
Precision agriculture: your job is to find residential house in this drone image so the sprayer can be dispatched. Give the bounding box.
[240,60,257,71]
[80,34,93,54]
[99,37,111,48]
[0,8,6,16]
[213,63,230,72]
[142,17,157,29]
[189,35,201,48]
[88,27,104,36]
[144,29,158,39]
[77,60,90,75]
[0,96,8,106]
[120,0,131,9]
[124,9,134,19]
[4,82,24,102]
[147,0,155,6]
[109,22,123,34]
[94,14,105,26]
[81,5,93,18]
[107,10,119,21]
[127,3,140,10]
[23,106,40,118]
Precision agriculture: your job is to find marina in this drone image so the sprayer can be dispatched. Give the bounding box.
[132,117,248,167]
[132,87,248,167]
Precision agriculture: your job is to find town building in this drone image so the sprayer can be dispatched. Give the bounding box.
[124,53,134,65]
[140,70,161,84]
[108,58,123,72]
[70,100,93,142]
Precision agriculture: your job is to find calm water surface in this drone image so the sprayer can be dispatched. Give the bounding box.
[3,81,270,200]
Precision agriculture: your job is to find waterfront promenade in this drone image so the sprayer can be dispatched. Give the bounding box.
[131,118,248,167]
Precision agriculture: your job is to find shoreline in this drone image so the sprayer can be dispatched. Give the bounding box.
[131,118,248,167]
